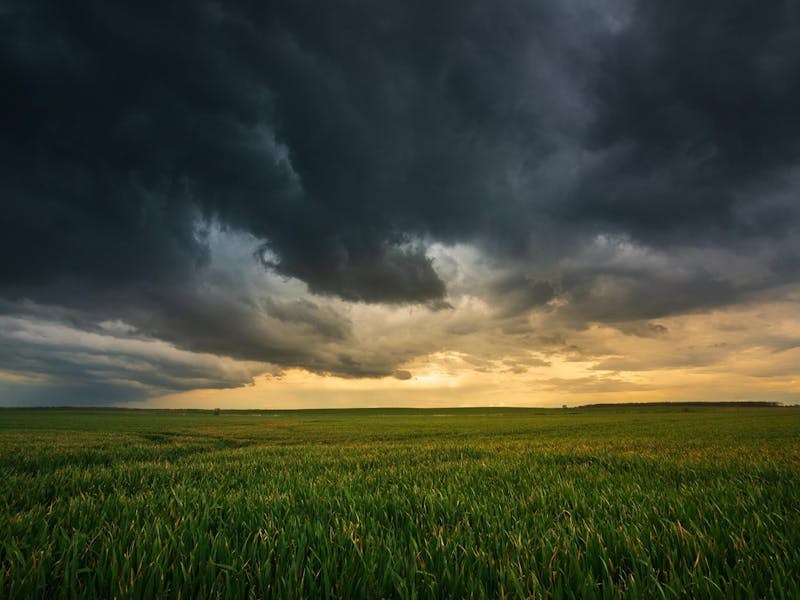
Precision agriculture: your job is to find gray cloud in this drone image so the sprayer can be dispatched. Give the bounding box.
[262,297,351,341]
[2,0,800,401]
[0,313,273,403]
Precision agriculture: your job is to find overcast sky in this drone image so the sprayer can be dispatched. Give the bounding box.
[2,0,799,407]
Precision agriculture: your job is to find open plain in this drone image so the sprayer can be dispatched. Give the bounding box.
[1,406,798,598]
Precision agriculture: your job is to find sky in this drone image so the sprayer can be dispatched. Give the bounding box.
[1,0,799,408]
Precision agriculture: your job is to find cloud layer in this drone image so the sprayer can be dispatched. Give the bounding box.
[2,1,800,403]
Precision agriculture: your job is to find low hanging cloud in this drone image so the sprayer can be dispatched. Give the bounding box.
[2,1,800,402]
[0,312,273,405]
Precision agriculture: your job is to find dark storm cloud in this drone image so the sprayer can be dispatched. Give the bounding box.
[2,0,800,398]
[0,311,272,403]
[490,274,557,318]
[262,297,350,341]
[559,268,740,324]
[0,0,586,305]
[570,1,800,241]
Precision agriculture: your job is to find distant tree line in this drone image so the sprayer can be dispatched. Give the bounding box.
[577,401,784,409]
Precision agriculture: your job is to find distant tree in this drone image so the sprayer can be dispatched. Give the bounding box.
[213,408,221,416]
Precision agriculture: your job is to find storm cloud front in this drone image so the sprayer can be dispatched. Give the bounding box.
[2,1,799,406]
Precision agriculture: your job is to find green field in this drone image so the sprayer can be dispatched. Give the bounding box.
[1,406,798,598]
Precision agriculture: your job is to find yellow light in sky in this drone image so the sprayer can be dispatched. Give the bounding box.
[129,298,800,409]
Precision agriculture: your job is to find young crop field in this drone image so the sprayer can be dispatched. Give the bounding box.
[1,406,798,598]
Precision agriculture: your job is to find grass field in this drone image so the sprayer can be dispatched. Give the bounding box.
[1,406,798,598]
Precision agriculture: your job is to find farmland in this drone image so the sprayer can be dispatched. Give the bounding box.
[1,406,798,598]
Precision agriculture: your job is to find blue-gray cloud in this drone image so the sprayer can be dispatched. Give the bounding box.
[2,0,800,399]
